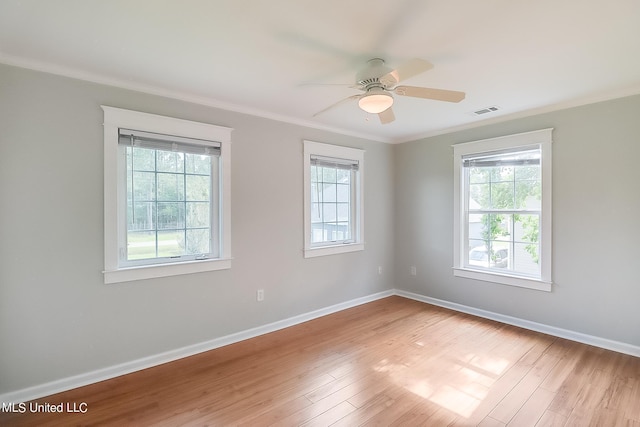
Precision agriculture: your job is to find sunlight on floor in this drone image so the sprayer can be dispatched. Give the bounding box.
[429,384,484,418]
[373,350,513,418]
[468,353,511,376]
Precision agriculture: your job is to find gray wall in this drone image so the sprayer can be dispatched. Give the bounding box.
[0,64,395,394]
[2,61,639,396]
[394,94,640,347]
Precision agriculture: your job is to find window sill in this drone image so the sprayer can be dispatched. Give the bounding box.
[304,243,364,258]
[453,267,551,292]
[104,258,231,284]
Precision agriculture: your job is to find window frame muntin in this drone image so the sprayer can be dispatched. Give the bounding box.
[303,140,365,258]
[119,140,220,268]
[103,106,233,284]
[309,159,356,247]
[463,146,541,278]
[453,128,553,292]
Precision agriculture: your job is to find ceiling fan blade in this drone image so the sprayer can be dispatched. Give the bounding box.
[298,82,353,87]
[378,107,395,124]
[313,94,361,117]
[379,58,434,86]
[394,86,465,103]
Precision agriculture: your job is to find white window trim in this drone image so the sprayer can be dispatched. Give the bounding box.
[102,106,233,284]
[303,140,365,258]
[453,128,553,292]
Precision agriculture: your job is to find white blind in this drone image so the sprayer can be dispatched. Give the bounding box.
[462,147,539,168]
[118,129,221,156]
[310,155,359,171]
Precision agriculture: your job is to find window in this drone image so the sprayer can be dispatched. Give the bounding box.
[120,130,219,265]
[453,129,552,291]
[102,107,232,283]
[303,141,364,258]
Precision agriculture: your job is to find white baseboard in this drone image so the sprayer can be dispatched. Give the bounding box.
[3,288,638,404]
[0,290,394,404]
[395,289,640,358]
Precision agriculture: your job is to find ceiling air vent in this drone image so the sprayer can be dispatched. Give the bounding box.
[472,106,500,116]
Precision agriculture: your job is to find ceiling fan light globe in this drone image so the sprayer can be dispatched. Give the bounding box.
[358,93,394,114]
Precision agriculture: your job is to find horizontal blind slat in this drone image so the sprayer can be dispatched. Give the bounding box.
[310,155,359,171]
[462,146,539,168]
[119,129,221,156]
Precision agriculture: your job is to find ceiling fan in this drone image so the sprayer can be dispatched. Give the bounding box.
[313,58,465,124]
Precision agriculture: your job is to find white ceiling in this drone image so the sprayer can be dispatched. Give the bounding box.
[2,0,640,143]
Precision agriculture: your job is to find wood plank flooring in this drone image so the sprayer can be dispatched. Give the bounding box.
[1,296,639,426]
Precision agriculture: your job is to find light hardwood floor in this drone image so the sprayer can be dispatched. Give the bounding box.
[2,296,639,426]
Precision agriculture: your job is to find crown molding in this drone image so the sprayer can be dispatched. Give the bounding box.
[394,83,640,144]
[3,53,639,146]
[0,53,393,144]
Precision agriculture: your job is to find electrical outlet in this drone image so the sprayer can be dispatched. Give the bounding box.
[378,266,383,275]
[411,266,417,276]
[256,289,264,302]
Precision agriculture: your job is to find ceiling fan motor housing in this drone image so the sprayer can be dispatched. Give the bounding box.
[356,58,393,88]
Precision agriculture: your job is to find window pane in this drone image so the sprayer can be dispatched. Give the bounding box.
[316,182,325,202]
[479,214,494,241]
[469,167,489,184]
[515,180,541,209]
[127,231,156,260]
[514,214,539,244]
[492,214,511,242]
[186,175,210,201]
[468,245,490,268]
[185,153,211,175]
[157,230,185,257]
[337,203,350,221]
[515,165,540,181]
[469,183,490,209]
[323,183,337,202]
[336,183,350,202]
[310,183,319,203]
[488,242,509,269]
[336,222,350,240]
[130,202,155,231]
[468,239,486,250]
[322,167,336,183]
[491,166,514,183]
[490,182,514,209]
[311,223,324,243]
[324,223,339,241]
[132,172,156,201]
[310,166,321,183]
[514,242,540,276]
[311,203,322,222]
[323,203,337,222]
[156,150,184,173]
[132,147,154,171]
[186,228,210,254]
[468,216,485,241]
[157,173,184,201]
[186,202,210,228]
[157,202,185,230]
[336,168,350,182]
[468,243,510,270]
